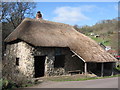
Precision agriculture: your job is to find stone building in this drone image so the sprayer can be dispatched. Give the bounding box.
[3,18,117,81]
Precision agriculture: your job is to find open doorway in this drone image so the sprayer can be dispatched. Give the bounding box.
[54,55,65,68]
[34,56,46,78]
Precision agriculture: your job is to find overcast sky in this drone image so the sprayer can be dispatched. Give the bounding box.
[35,2,118,26]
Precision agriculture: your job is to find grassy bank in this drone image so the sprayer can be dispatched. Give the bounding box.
[46,74,120,82]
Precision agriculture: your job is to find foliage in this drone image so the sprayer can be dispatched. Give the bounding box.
[116,67,120,71]
[2,2,36,39]
[0,78,2,89]
[1,78,38,90]
[2,2,36,29]
[2,79,17,90]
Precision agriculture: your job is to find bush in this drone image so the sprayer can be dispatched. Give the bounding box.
[0,79,2,89]
[2,78,39,90]
[107,31,114,34]
[2,79,19,90]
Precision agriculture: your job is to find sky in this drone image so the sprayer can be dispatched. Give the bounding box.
[35,2,118,26]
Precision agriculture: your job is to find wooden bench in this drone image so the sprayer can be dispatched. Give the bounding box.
[68,70,81,75]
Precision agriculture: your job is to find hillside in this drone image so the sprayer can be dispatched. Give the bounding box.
[74,19,118,54]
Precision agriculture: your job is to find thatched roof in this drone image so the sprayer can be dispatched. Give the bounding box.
[4,18,117,62]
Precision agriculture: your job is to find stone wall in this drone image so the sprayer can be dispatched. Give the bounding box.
[3,41,34,82]
[3,41,84,81]
[62,48,84,72]
[34,47,84,76]
[33,47,55,76]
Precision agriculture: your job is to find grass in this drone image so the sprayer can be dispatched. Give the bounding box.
[116,67,120,71]
[89,36,110,46]
[47,74,120,82]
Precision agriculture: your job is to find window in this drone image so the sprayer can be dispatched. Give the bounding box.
[54,55,65,68]
[16,58,19,66]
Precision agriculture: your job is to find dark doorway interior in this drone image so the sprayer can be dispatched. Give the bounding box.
[97,63,101,71]
[34,56,46,78]
[54,55,65,68]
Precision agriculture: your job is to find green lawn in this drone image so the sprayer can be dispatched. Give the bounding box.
[89,36,110,46]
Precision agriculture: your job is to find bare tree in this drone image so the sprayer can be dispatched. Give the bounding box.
[2,2,36,57]
[2,2,36,29]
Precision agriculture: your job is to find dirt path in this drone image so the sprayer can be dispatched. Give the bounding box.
[28,77,118,88]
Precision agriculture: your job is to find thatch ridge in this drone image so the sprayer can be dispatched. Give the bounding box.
[23,18,72,28]
[4,18,118,62]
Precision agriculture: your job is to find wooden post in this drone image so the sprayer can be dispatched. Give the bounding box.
[84,62,87,75]
[111,63,114,76]
[101,63,104,77]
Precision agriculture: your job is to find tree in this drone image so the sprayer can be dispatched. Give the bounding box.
[2,2,36,58]
[2,2,36,38]
[73,25,80,31]
[2,2,36,29]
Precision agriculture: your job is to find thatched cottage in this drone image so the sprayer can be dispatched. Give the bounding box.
[3,18,117,80]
